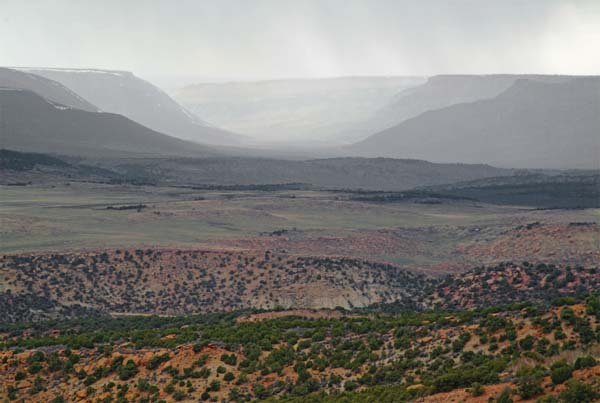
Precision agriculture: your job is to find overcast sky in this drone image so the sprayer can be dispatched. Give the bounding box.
[1,0,599,86]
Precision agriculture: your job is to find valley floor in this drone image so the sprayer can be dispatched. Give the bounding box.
[1,181,598,274]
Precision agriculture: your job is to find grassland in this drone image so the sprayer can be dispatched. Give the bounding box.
[1,182,598,274]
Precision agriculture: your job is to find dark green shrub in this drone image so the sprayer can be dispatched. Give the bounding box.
[560,379,599,403]
[516,365,545,399]
[550,361,572,385]
[496,387,513,403]
[146,353,170,370]
[118,359,138,380]
[469,382,484,396]
[573,355,596,370]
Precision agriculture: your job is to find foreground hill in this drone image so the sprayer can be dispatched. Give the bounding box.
[175,76,424,143]
[352,77,600,169]
[346,74,573,141]
[0,67,98,112]
[23,68,245,146]
[1,287,599,402]
[0,90,216,157]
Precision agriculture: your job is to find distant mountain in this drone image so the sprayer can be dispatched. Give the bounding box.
[351,77,600,169]
[344,74,575,141]
[0,89,216,157]
[0,67,98,112]
[21,68,245,146]
[175,76,425,143]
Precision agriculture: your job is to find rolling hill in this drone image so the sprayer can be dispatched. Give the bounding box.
[21,68,246,146]
[351,77,600,169]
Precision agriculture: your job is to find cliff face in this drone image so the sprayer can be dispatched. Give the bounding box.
[258,283,382,310]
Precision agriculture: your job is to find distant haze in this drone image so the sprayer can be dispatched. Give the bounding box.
[1,0,599,86]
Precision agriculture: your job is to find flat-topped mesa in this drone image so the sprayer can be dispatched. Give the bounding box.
[10,67,246,146]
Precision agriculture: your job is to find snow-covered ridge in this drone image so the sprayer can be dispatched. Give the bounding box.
[47,99,74,110]
[17,67,130,77]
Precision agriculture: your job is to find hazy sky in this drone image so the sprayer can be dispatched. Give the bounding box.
[1,0,599,86]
